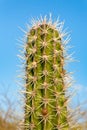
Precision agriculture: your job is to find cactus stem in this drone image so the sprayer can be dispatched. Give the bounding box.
[17,15,76,130]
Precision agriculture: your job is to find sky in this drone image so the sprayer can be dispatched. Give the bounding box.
[0,0,87,108]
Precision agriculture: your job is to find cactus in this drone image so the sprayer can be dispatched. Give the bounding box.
[18,15,73,130]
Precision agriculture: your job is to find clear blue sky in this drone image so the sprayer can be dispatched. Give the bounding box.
[0,0,87,104]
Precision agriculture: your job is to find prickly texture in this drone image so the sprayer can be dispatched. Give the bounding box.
[24,18,69,130]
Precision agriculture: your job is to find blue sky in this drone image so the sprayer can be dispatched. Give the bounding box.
[0,0,87,105]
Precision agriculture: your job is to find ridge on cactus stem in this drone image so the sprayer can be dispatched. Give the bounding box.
[17,14,76,130]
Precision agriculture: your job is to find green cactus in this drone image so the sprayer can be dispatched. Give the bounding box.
[19,15,72,130]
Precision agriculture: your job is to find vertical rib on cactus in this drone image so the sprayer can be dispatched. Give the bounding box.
[23,16,70,130]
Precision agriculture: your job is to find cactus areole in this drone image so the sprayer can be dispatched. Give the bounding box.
[23,16,70,130]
